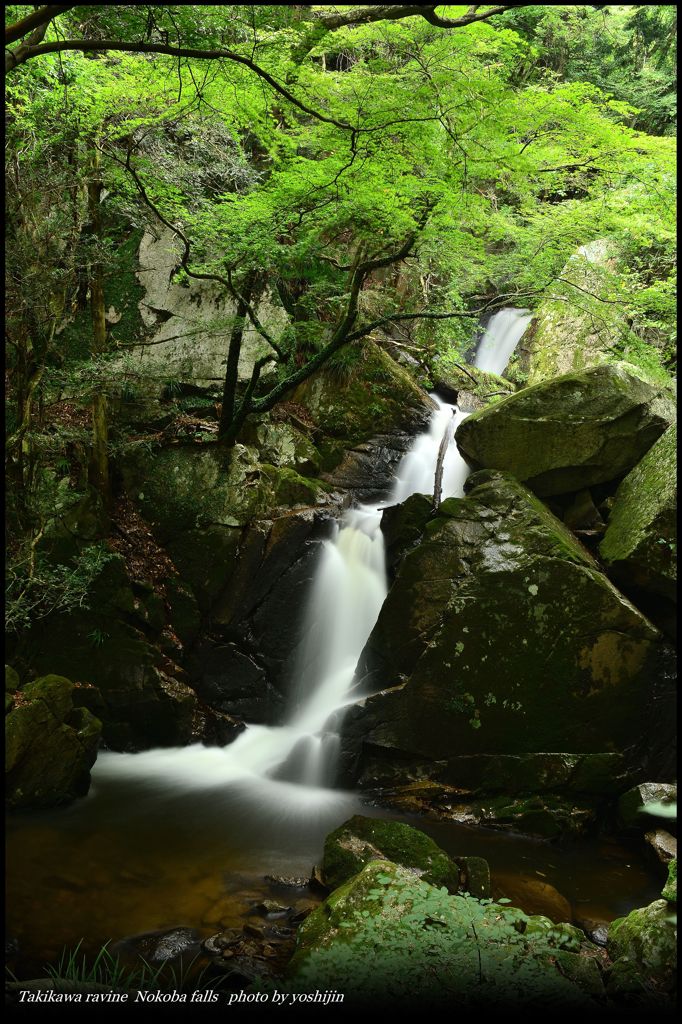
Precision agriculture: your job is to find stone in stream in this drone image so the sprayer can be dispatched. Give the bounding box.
[599,423,676,603]
[285,860,603,1007]
[617,782,677,828]
[6,675,101,808]
[644,830,677,865]
[454,363,675,496]
[321,815,462,894]
[343,471,674,804]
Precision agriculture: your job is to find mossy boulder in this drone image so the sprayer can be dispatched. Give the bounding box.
[343,470,672,791]
[321,815,461,892]
[599,424,676,602]
[6,675,101,808]
[121,443,323,544]
[286,860,603,1007]
[607,900,676,1000]
[293,342,433,448]
[519,240,625,386]
[431,360,514,412]
[455,363,675,496]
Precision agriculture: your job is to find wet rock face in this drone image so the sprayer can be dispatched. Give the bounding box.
[599,423,677,604]
[343,470,674,789]
[6,675,102,808]
[455,363,675,496]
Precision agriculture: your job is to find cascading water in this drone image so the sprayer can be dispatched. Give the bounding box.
[474,307,532,376]
[93,308,531,806]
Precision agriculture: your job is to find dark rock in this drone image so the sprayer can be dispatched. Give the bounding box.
[380,493,433,575]
[256,900,292,918]
[192,643,280,723]
[618,783,677,828]
[455,363,675,496]
[644,829,677,865]
[344,471,672,791]
[322,815,461,893]
[5,665,19,692]
[6,675,101,808]
[112,927,201,964]
[452,856,490,899]
[264,875,309,889]
[563,489,605,534]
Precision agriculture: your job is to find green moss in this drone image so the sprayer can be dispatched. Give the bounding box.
[322,815,460,892]
[5,665,19,692]
[661,859,677,903]
[599,424,676,600]
[285,861,602,1007]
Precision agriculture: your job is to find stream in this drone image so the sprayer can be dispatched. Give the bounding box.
[5,309,662,972]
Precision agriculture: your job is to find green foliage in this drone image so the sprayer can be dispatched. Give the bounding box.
[5,543,116,634]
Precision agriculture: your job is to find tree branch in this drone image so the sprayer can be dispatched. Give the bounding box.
[5,37,352,131]
[5,5,74,46]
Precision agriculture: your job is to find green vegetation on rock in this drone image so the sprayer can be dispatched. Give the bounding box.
[6,675,101,808]
[600,423,676,601]
[322,815,460,893]
[286,860,602,1007]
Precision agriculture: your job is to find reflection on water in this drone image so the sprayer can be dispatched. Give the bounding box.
[7,760,661,973]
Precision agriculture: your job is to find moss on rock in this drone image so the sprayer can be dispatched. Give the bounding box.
[599,424,676,602]
[607,899,676,999]
[6,675,101,808]
[455,363,675,496]
[344,470,672,798]
[322,815,460,892]
[285,860,603,1007]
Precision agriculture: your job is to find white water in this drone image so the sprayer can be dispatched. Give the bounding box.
[93,308,530,807]
[474,307,532,376]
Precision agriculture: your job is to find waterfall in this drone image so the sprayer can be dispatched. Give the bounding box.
[474,307,532,376]
[93,308,530,803]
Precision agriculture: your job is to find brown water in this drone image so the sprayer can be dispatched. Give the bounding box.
[6,756,662,978]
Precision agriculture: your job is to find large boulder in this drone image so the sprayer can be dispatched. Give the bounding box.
[293,341,435,496]
[6,675,101,808]
[321,815,461,893]
[518,240,625,385]
[599,424,676,603]
[286,860,603,1007]
[342,470,673,793]
[455,363,675,496]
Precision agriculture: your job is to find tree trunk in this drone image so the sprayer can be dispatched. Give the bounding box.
[218,271,258,442]
[87,144,110,507]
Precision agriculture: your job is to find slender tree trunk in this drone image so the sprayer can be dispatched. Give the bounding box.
[218,271,258,442]
[87,143,110,507]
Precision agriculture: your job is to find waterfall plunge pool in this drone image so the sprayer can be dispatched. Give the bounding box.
[5,311,662,974]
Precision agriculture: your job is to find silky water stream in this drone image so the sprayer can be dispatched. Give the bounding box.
[6,310,662,971]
